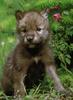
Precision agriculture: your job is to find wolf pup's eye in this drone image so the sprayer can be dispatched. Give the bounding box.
[37,27,42,32]
[23,28,27,33]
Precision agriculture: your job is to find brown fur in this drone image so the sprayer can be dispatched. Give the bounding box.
[1,10,65,99]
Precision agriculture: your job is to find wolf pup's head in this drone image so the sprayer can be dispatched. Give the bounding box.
[15,10,51,48]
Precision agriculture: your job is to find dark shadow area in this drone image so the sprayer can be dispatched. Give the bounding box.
[24,60,45,89]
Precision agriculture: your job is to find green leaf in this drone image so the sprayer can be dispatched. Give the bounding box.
[65,57,71,64]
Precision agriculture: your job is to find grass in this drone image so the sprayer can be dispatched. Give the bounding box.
[0,0,73,99]
[0,33,16,79]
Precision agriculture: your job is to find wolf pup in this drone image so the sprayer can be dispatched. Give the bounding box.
[2,10,65,99]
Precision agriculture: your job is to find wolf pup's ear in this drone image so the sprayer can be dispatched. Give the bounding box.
[15,10,24,20]
[40,8,49,19]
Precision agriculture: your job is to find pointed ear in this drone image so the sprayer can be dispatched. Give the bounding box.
[40,8,49,19]
[15,10,24,20]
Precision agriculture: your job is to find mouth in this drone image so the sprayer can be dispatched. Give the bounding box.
[27,42,43,49]
[28,44,35,48]
[23,37,43,48]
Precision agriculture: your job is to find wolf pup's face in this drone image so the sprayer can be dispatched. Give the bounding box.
[15,10,50,48]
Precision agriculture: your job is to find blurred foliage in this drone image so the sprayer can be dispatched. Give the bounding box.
[50,9,73,72]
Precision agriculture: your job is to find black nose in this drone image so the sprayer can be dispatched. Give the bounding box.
[27,36,33,42]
